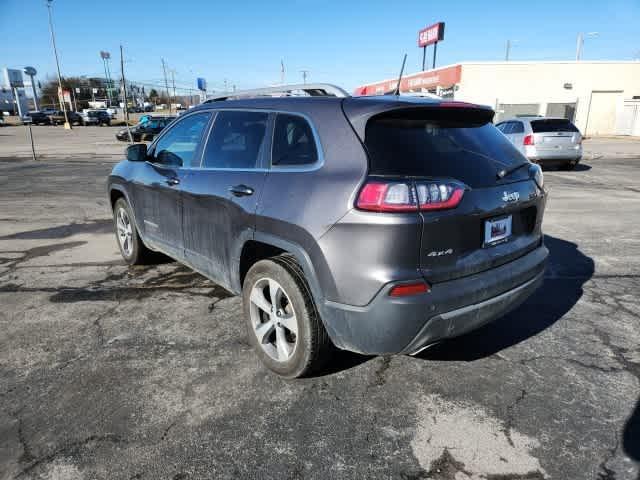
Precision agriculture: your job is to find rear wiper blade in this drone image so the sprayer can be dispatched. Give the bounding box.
[497,162,529,179]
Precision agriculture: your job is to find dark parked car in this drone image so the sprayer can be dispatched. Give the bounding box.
[108,84,548,378]
[48,110,83,126]
[115,116,175,142]
[23,111,51,125]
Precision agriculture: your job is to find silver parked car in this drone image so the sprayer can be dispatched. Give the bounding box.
[496,116,582,170]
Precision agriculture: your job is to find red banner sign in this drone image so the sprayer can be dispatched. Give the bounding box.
[418,22,445,47]
[354,64,461,96]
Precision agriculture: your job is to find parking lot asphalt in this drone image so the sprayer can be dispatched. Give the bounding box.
[0,126,639,480]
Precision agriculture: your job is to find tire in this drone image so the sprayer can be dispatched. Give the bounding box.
[112,198,153,265]
[242,254,332,378]
[562,160,577,171]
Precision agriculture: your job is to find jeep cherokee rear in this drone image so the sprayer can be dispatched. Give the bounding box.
[108,87,548,378]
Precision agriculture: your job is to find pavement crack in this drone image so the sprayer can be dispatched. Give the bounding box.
[16,413,36,464]
[16,433,126,478]
[596,437,619,480]
[503,389,528,448]
[370,356,392,388]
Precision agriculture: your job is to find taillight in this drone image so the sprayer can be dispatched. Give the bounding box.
[356,180,464,212]
[389,281,430,297]
[523,134,534,146]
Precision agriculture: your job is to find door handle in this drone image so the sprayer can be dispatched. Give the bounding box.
[229,184,254,197]
[165,177,180,186]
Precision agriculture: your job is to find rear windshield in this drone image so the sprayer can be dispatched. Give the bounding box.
[365,109,528,187]
[531,119,579,133]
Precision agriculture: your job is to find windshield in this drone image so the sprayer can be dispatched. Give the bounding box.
[365,109,528,187]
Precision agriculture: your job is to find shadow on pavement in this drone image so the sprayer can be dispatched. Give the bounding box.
[624,399,640,468]
[416,234,595,362]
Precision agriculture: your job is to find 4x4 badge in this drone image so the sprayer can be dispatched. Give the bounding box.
[502,191,520,202]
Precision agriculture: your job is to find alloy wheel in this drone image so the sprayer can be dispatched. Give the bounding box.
[249,277,298,362]
[115,207,133,257]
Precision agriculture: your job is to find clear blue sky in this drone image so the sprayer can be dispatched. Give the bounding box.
[1,0,638,93]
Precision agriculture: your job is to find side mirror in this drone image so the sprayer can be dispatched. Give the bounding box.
[126,143,148,162]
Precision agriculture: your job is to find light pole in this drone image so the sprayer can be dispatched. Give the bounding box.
[100,51,113,107]
[45,0,71,129]
[505,40,518,61]
[576,32,599,61]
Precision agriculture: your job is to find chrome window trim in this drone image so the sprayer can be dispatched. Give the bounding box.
[182,107,324,173]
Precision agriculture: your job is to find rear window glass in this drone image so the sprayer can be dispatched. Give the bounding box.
[531,119,579,133]
[365,109,528,187]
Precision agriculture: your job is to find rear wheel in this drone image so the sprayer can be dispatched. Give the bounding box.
[242,255,332,378]
[112,198,153,265]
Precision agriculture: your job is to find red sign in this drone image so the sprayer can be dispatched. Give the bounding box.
[418,22,445,47]
[354,64,461,96]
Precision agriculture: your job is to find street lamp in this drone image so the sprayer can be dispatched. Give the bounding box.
[100,51,113,107]
[45,0,71,129]
[505,40,519,61]
[576,32,599,61]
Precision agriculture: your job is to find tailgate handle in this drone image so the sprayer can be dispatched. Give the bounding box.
[229,184,254,197]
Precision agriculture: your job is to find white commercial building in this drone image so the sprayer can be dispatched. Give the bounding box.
[355,61,640,137]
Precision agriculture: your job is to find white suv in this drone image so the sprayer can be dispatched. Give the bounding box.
[496,116,582,170]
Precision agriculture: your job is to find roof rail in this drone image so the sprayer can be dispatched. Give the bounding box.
[204,83,349,102]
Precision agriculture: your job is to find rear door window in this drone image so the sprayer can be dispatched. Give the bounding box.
[531,119,579,133]
[365,109,528,188]
[202,110,269,169]
[272,114,318,167]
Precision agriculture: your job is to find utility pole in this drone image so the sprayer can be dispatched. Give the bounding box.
[46,0,71,129]
[280,59,285,84]
[170,69,177,110]
[120,45,133,143]
[300,69,309,84]
[161,58,171,114]
[505,40,511,61]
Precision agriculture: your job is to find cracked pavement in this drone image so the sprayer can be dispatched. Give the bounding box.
[0,128,639,479]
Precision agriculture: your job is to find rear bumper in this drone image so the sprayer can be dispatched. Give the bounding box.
[526,145,582,162]
[321,244,548,355]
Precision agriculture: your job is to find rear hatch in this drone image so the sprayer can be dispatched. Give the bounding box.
[357,104,545,284]
[530,118,581,152]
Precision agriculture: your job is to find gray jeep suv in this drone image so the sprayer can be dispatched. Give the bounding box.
[108,84,548,378]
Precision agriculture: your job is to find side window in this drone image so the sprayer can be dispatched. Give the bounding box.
[495,122,505,132]
[272,114,318,167]
[202,111,268,169]
[511,121,525,134]
[501,122,514,134]
[152,112,211,168]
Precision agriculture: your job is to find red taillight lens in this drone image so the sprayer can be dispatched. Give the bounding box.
[356,182,418,212]
[357,180,465,213]
[415,183,465,211]
[523,134,534,146]
[389,281,430,297]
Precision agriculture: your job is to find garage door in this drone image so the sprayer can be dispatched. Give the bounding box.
[496,103,540,122]
[586,91,622,136]
[546,103,576,121]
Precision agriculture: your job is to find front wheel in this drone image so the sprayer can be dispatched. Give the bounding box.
[242,255,332,378]
[112,198,153,265]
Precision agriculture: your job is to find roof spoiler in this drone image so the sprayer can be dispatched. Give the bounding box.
[204,83,350,102]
